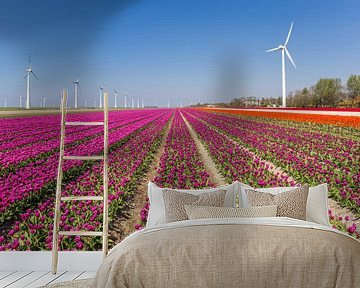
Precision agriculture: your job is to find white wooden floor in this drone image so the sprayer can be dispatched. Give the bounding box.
[0,270,96,288]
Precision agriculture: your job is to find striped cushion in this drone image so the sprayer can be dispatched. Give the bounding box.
[184,205,278,219]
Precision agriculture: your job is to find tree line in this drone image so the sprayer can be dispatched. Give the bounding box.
[225,74,360,108]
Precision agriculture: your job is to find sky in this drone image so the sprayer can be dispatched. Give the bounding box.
[0,0,360,108]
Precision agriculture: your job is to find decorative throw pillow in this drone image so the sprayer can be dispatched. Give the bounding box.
[184,205,278,220]
[146,181,239,228]
[239,183,330,226]
[246,186,309,220]
[162,189,226,223]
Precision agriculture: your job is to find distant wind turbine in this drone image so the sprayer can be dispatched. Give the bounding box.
[131,95,134,108]
[24,55,39,109]
[99,82,104,108]
[141,97,144,108]
[114,89,119,108]
[266,22,296,108]
[137,96,140,108]
[73,74,81,108]
[124,92,128,108]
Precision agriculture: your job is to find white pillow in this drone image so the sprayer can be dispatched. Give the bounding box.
[146,181,239,228]
[239,183,330,226]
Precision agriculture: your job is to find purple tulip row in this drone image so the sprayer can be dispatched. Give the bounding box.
[194,111,359,171]
[0,110,173,251]
[0,110,166,223]
[136,110,217,229]
[153,111,213,189]
[0,111,158,170]
[182,110,291,188]
[188,110,359,213]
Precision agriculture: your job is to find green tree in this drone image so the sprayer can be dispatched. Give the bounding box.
[313,78,342,107]
[347,74,360,106]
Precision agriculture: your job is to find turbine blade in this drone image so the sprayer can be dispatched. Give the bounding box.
[285,48,296,68]
[266,47,280,52]
[78,83,81,92]
[31,71,39,80]
[284,22,293,46]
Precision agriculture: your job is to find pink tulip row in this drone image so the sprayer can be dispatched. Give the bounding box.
[0,111,158,170]
[136,110,216,229]
[182,110,291,187]
[0,110,167,223]
[153,111,213,189]
[0,110,173,251]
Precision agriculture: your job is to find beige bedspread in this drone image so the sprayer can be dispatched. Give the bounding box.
[92,218,360,288]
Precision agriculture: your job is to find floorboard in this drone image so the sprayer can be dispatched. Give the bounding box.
[47,271,84,285]
[75,271,96,280]
[6,271,48,288]
[0,271,32,287]
[0,272,16,281]
[23,271,66,288]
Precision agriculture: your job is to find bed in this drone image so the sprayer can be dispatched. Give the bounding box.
[92,182,360,288]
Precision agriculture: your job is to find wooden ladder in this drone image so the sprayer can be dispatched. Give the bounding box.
[52,89,109,274]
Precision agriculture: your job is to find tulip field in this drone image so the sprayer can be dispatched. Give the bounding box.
[0,108,359,251]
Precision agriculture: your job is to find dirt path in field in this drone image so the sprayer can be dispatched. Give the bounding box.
[109,116,174,244]
[181,112,226,186]
[190,114,298,185]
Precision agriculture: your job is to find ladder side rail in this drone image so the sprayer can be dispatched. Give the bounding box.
[102,92,109,258]
[52,89,68,274]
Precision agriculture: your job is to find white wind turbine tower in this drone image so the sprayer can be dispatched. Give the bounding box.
[124,92,128,108]
[137,96,140,108]
[99,82,104,108]
[114,89,119,108]
[141,97,144,108]
[266,22,296,108]
[131,96,134,108]
[24,55,39,109]
[73,75,81,108]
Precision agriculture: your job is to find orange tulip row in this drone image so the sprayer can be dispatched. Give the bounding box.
[200,108,360,128]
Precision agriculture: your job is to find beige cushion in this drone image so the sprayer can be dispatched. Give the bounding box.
[246,186,309,220]
[184,205,278,219]
[162,189,226,223]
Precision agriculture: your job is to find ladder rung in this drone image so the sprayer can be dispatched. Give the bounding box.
[63,156,104,160]
[61,196,103,201]
[65,121,104,126]
[59,231,103,236]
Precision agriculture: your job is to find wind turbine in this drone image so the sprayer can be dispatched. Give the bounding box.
[99,82,104,108]
[131,96,134,108]
[141,97,144,108]
[266,22,296,108]
[24,55,39,109]
[137,96,140,108]
[124,92,128,108]
[114,89,119,108]
[73,74,81,108]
